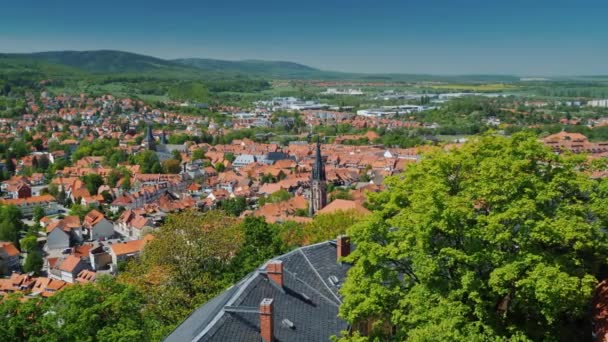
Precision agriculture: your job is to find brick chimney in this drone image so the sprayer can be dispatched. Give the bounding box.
[266,260,283,288]
[260,298,274,342]
[337,235,351,261]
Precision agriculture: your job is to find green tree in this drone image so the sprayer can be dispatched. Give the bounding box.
[192,148,206,161]
[0,220,18,245]
[162,159,182,174]
[339,133,608,341]
[32,205,45,222]
[0,295,45,340]
[214,162,225,172]
[171,150,182,162]
[36,277,152,341]
[106,169,121,188]
[229,216,287,280]
[19,235,37,252]
[118,211,242,336]
[224,152,236,163]
[259,189,292,206]
[23,250,43,274]
[130,150,162,174]
[81,173,104,196]
[121,176,132,191]
[219,196,247,217]
[69,204,93,221]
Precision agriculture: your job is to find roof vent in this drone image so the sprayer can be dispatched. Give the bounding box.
[328,275,339,286]
[282,318,295,329]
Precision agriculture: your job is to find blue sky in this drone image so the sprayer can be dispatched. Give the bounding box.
[1,0,607,75]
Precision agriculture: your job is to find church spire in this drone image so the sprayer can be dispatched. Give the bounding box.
[144,125,156,151]
[309,135,327,216]
[312,136,326,181]
[161,130,168,145]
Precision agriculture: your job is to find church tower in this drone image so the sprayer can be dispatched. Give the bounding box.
[309,137,327,216]
[161,130,168,145]
[143,125,156,151]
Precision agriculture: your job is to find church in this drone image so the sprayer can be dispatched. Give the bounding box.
[309,137,327,216]
[142,126,188,161]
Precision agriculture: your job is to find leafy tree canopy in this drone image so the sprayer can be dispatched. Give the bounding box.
[340,132,608,341]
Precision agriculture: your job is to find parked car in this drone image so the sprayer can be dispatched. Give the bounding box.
[61,248,71,254]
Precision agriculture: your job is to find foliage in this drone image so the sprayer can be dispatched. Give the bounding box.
[32,205,45,222]
[259,189,293,206]
[192,148,205,160]
[69,204,94,221]
[161,159,181,174]
[0,205,24,244]
[22,250,43,274]
[168,81,209,102]
[277,210,366,247]
[224,152,236,163]
[81,173,104,196]
[214,162,225,172]
[339,133,608,341]
[19,235,37,252]
[118,211,242,337]
[0,276,155,341]
[228,216,288,280]
[218,196,247,217]
[130,150,162,174]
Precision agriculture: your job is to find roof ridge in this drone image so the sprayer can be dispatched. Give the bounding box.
[192,270,261,341]
[283,267,340,308]
[297,248,342,305]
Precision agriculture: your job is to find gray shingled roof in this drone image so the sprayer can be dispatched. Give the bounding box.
[165,240,350,342]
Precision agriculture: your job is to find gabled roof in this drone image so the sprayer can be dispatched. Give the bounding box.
[75,269,96,283]
[316,199,371,216]
[55,255,82,273]
[83,209,106,228]
[0,242,20,257]
[46,215,81,233]
[110,234,153,256]
[165,240,350,342]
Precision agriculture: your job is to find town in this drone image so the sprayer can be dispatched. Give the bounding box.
[2,78,608,339]
[3,1,608,340]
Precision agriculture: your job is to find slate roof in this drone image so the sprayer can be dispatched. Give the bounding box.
[165,239,350,342]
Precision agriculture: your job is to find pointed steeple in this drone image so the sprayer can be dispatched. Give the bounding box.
[144,125,156,151]
[312,136,326,181]
[309,135,327,216]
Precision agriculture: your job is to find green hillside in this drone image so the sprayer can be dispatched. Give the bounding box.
[0,50,525,83]
[173,58,322,78]
[0,50,189,74]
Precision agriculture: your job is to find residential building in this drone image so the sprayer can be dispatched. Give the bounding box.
[165,236,352,342]
[0,195,58,218]
[0,242,21,275]
[82,209,114,240]
[115,210,153,240]
[109,235,153,267]
[49,255,89,283]
[46,216,82,250]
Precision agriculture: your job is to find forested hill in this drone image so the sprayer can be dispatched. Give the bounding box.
[172,58,326,78]
[0,50,523,82]
[0,50,187,74]
[0,50,333,79]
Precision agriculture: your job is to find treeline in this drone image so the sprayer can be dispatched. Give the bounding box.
[0,209,365,341]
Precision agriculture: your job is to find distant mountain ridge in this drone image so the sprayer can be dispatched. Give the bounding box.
[0,50,326,78]
[0,50,523,82]
[0,50,185,73]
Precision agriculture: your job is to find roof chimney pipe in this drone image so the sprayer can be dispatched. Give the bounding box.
[266,260,283,288]
[337,235,351,261]
[260,298,274,342]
